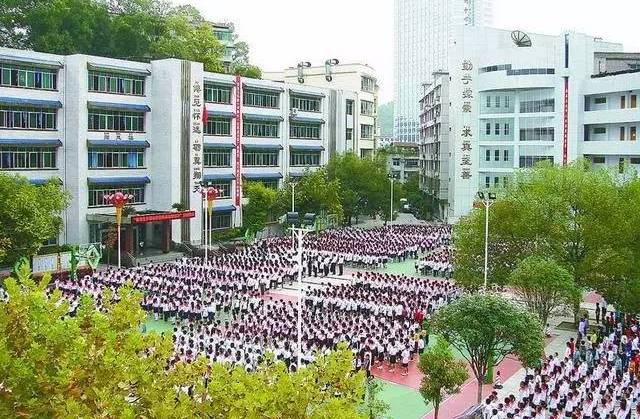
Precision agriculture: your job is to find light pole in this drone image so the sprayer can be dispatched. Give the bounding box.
[291,182,297,213]
[476,191,497,291]
[287,212,315,370]
[104,192,134,269]
[388,174,395,228]
[202,187,219,264]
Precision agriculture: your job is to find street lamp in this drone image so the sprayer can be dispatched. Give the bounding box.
[290,182,297,213]
[476,191,497,291]
[288,212,316,370]
[104,192,134,269]
[297,61,311,84]
[388,174,395,228]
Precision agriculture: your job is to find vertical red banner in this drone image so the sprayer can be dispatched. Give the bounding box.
[563,77,569,165]
[235,75,242,206]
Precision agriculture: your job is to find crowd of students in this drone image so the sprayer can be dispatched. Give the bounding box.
[46,224,456,374]
[416,246,454,278]
[483,314,640,419]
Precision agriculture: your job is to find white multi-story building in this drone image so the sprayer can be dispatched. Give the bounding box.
[419,72,451,220]
[427,26,640,222]
[264,63,379,158]
[393,0,492,143]
[0,47,358,256]
[210,22,236,72]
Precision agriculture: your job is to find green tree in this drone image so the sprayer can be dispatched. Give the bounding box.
[509,256,581,327]
[403,173,431,220]
[433,293,544,403]
[0,174,69,265]
[453,160,638,312]
[359,378,390,419]
[242,181,277,235]
[0,263,368,418]
[277,169,344,221]
[418,340,469,419]
[232,62,263,79]
[377,102,394,137]
[325,153,390,223]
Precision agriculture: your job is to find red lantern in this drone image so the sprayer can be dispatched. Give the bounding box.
[202,187,219,215]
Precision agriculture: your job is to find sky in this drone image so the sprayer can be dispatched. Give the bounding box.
[175,0,640,103]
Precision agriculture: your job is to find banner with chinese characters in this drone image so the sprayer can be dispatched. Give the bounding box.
[190,69,204,198]
[234,75,242,207]
[460,59,474,183]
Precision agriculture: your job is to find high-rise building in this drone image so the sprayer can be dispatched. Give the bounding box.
[210,22,236,72]
[393,0,492,143]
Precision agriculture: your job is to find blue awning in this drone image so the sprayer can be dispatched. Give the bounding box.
[242,113,283,122]
[0,138,62,147]
[212,204,236,213]
[207,109,236,118]
[204,142,235,149]
[30,177,63,185]
[87,62,150,76]
[87,176,150,186]
[203,76,236,87]
[243,82,284,93]
[87,140,150,148]
[289,89,326,98]
[87,101,150,112]
[290,115,325,124]
[288,172,306,178]
[0,54,63,69]
[290,144,325,151]
[203,173,235,181]
[0,97,62,109]
[242,143,283,150]
[243,172,283,180]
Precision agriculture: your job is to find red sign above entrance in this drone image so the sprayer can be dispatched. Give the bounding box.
[131,210,196,224]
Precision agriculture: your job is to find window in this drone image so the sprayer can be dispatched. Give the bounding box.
[291,96,321,112]
[87,71,144,96]
[631,157,640,165]
[485,123,491,135]
[632,126,637,141]
[486,96,491,108]
[209,213,232,230]
[346,128,353,141]
[495,96,501,108]
[202,180,231,198]
[485,149,491,161]
[204,148,231,167]
[504,123,510,135]
[620,127,626,141]
[360,100,375,116]
[619,158,625,174]
[504,150,509,161]
[494,150,500,161]
[88,186,144,207]
[594,97,607,104]
[249,179,279,190]
[290,151,321,166]
[290,123,321,139]
[494,177,500,186]
[591,156,605,164]
[621,96,626,109]
[242,150,279,166]
[593,127,606,135]
[87,110,144,132]
[494,123,500,135]
[519,156,554,168]
[243,89,279,108]
[88,148,144,169]
[0,146,56,169]
[205,118,231,136]
[520,99,555,113]
[485,176,490,188]
[519,127,555,141]
[42,236,58,246]
[0,106,57,130]
[505,96,510,108]
[242,121,279,137]
[204,84,232,104]
[346,100,354,115]
[361,76,376,93]
[0,64,57,90]
[632,95,637,108]
[360,124,374,139]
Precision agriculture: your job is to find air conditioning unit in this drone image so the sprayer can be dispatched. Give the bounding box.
[290,108,299,117]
